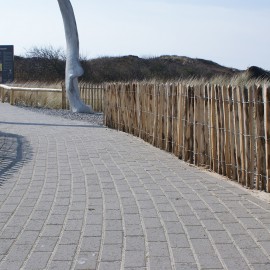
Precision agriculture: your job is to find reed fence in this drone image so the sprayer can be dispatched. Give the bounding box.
[104,82,270,192]
[0,83,104,112]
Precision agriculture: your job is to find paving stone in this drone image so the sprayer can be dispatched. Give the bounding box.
[42,225,63,237]
[80,236,101,252]
[222,257,250,270]
[196,253,223,269]
[168,233,190,248]
[35,237,58,252]
[0,239,14,255]
[174,263,198,270]
[124,250,146,268]
[242,248,270,264]
[149,256,172,270]
[146,228,166,242]
[24,252,51,270]
[148,241,170,257]
[59,230,81,245]
[47,260,72,270]
[233,233,260,249]
[208,230,233,244]
[103,230,123,245]
[98,261,121,270]
[16,230,40,245]
[125,236,145,251]
[172,247,196,263]
[100,244,122,261]
[75,252,98,270]
[52,244,77,261]
[186,226,208,239]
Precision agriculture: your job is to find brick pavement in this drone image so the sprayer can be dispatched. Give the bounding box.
[0,103,270,270]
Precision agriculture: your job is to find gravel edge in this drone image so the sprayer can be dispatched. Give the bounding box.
[17,106,104,126]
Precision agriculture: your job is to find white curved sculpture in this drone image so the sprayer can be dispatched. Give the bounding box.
[57,0,93,113]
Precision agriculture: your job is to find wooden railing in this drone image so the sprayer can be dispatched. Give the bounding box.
[104,82,270,192]
[0,83,104,112]
[0,84,61,106]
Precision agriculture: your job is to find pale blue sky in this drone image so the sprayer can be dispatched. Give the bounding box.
[2,0,270,70]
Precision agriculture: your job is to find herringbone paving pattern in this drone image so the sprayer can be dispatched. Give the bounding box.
[0,103,270,270]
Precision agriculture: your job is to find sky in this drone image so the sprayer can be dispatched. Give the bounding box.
[1,0,270,71]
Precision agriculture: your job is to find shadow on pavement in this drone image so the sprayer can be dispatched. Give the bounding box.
[0,131,33,187]
[0,121,104,129]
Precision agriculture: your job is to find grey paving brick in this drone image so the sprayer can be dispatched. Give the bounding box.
[42,225,63,237]
[174,263,198,270]
[52,244,77,261]
[197,253,223,269]
[24,251,51,270]
[124,250,146,268]
[35,237,58,252]
[126,236,145,251]
[233,233,260,249]
[146,228,166,242]
[186,226,208,239]
[80,236,101,252]
[98,261,121,270]
[215,243,242,258]
[46,214,66,225]
[48,260,72,270]
[208,230,233,244]
[4,244,32,262]
[75,252,98,270]
[100,244,122,261]
[242,248,270,264]
[104,230,123,244]
[149,256,172,270]
[105,219,122,231]
[249,228,270,241]
[0,226,22,239]
[168,233,190,248]
[16,230,39,245]
[0,239,14,255]
[126,224,144,236]
[222,257,250,270]
[172,247,196,263]
[0,259,23,270]
[83,225,102,237]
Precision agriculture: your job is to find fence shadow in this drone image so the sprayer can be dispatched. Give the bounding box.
[0,131,33,187]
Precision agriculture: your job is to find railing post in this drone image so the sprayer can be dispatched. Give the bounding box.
[61,83,66,109]
[0,86,4,103]
[10,89,14,105]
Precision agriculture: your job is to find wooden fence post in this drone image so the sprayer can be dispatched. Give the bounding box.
[172,83,178,156]
[166,84,173,152]
[178,83,185,160]
[264,85,270,192]
[255,85,266,190]
[237,86,246,185]
[222,85,231,178]
[227,86,237,180]
[204,84,211,168]
[210,85,218,172]
[184,85,194,163]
